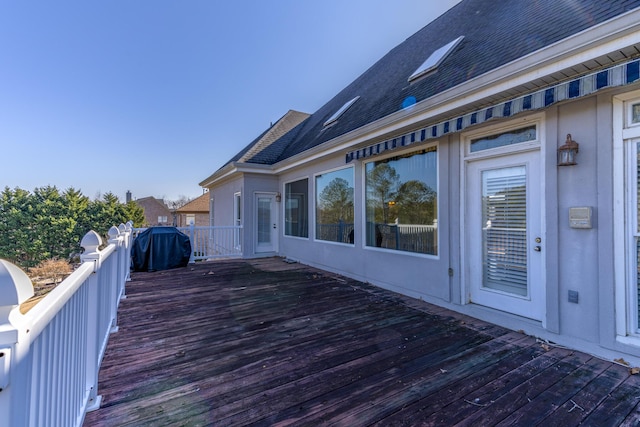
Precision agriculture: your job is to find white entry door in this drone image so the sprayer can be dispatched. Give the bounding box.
[255,193,278,253]
[465,150,544,320]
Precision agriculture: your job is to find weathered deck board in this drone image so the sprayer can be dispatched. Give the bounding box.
[83,258,640,426]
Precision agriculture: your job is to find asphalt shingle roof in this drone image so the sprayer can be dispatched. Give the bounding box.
[238,0,640,166]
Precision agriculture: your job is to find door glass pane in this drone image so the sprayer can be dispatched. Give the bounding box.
[257,197,271,244]
[482,166,528,296]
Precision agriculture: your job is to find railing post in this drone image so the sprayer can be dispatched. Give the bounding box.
[124,221,133,285]
[108,226,122,333]
[80,231,104,412]
[0,260,35,427]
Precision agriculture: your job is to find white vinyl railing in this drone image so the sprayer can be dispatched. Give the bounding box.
[133,225,243,261]
[370,222,438,254]
[0,222,133,427]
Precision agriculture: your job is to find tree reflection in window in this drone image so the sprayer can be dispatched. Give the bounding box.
[316,168,354,243]
[365,147,437,255]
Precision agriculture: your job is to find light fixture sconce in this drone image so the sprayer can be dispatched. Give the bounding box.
[275,192,281,202]
[558,134,579,166]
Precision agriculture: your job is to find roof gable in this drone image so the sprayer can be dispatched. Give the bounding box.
[239,110,310,163]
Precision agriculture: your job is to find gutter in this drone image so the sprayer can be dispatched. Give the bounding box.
[272,7,640,172]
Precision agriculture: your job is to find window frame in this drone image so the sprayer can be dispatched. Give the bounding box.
[233,192,242,249]
[284,177,309,239]
[314,166,355,245]
[234,192,242,227]
[362,143,439,258]
[463,115,543,161]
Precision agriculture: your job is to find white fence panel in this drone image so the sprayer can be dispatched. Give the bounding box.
[0,222,133,427]
[133,225,243,261]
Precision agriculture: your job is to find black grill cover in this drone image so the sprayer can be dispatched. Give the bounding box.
[131,227,192,272]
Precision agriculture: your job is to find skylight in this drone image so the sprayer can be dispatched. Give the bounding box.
[323,96,360,127]
[408,36,464,82]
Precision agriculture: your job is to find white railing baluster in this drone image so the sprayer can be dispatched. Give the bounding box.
[0,223,133,427]
[132,225,244,261]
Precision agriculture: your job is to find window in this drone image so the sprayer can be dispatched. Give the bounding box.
[285,179,308,238]
[315,168,354,244]
[408,36,464,82]
[158,215,168,224]
[209,196,215,226]
[233,192,241,248]
[186,214,195,226]
[632,103,640,125]
[365,147,438,255]
[470,125,536,153]
[324,96,360,127]
[234,192,242,227]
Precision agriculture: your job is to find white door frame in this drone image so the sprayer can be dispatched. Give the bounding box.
[460,115,545,322]
[255,192,279,254]
[465,151,544,320]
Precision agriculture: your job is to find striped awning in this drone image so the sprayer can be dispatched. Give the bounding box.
[346,58,640,163]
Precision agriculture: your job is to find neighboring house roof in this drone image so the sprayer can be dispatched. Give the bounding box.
[176,192,210,214]
[135,197,170,211]
[216,0,640,170]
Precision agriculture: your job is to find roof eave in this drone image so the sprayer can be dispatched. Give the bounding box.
[272,7,640,173]
[199,162,275,188]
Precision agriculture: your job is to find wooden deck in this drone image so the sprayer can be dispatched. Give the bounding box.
[83,258,640,426]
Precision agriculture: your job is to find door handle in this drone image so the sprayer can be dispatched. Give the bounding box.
[534,246,541,252]
[273,224,277,229]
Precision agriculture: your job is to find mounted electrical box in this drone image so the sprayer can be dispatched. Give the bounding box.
[569,207,593,229]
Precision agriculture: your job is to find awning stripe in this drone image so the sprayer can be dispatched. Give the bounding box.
[346,58,640,163]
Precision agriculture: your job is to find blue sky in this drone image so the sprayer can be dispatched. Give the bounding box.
[0,0,460,203]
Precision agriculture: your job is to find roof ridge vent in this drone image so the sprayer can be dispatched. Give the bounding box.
[409,36,464,82]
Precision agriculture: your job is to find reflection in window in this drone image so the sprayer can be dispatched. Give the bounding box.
[234,192,242,248]
[257,197,271,244]
[365,148,438,255]
[633,103,640,124]
[470,125,536,153]
[316,168,354,244]
[285,179,308,238]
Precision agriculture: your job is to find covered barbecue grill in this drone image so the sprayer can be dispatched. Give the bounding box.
[131,227,192,272]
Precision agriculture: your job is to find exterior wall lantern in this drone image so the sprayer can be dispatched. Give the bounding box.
[558,134,579,166]
[275,192,281,202]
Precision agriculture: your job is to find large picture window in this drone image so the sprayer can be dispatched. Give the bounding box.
[365,147,437,255]
[315,168,354,244]
[285,179,308,238]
